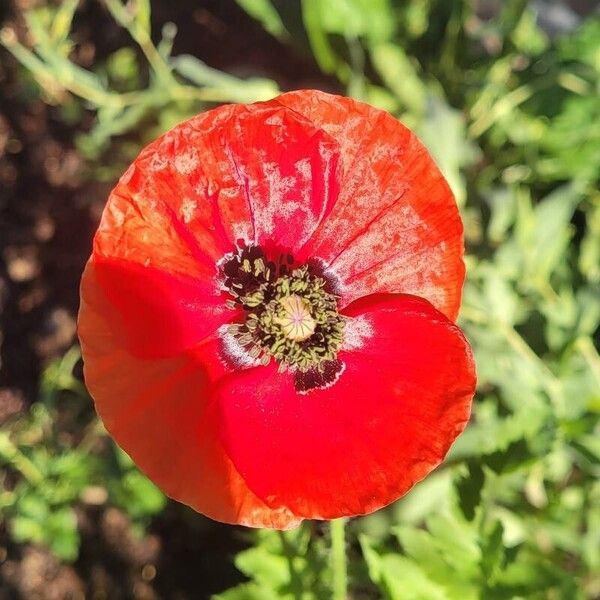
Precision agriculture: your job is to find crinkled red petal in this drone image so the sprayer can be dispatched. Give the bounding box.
[276,90,465,320]
[213,293,476,519]
[193,103,341,252]
[113,101,340,259]
[91,255,235,359]
[79,261,301,529]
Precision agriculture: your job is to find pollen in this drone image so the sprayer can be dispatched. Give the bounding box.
[274,295,316,341]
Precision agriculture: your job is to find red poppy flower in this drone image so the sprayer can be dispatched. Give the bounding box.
[78,90,476,529]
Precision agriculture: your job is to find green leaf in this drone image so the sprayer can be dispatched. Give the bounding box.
[221,528,323,600]
[483,439,535,474]
[391,470,454,525]
[235,546,289,590]
[558,17,600,70]
[171,55,279,102]
[11,515,45,545]
[303,0,395,42]
[235,0,289,40]
[498,0,529,36]
[580,201,600,283]
[81,102,151,159]
[424,512,480,577]
[404,0,432,38]
[301,0,341,75]
[417,96,478,206]
[510,8,548,55]
[11,494,79,561]
[114,444,135,469]
[17,492,49,521]
[483,269,520,325]
[486,187,517,244]
[539,96,600,182]
[370,43,426,116]
[518,183,583,284]
[360,535,448,600]
[571,435,600,465]
[45,508,80,561]
[480,520,505,583]
[456,461,485,521]
[583,486,600,571]
[111,470,166,520]
[106,47,140,86]
[393,526,459,589]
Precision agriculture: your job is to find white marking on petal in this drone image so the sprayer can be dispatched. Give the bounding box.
[218,324,262,369]
[173,149,199,175]
[180,198,197,223]
[342,315,374,351]
[149,153,168,172]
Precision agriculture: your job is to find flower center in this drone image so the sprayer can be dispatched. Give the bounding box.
[274,295,316,341]
[220,245,345,387]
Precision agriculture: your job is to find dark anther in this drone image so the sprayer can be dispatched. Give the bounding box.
[220,245,271,296]
[294,359,344,393]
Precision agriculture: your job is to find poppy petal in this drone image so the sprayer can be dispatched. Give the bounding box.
[113,101,340,262]
[95,181,218,279]
[89,257,236,359]
[79,261,301,529]
[188,102,340,253]
[276,90,464,321]
[213,293,475,519]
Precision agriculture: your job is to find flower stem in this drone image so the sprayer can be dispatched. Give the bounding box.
[330,518,348,600]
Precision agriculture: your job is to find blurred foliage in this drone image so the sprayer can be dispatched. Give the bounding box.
[215,527,330,600]
[0,348,165,560]
[0,0,279,179]
[1,0,599,597]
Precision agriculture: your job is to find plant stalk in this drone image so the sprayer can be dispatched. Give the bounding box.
[330,518,348,600]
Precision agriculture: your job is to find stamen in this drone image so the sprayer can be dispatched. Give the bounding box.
[219,246,346,389]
